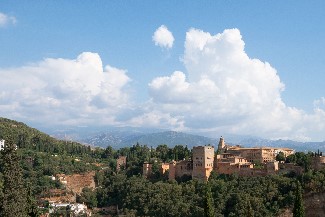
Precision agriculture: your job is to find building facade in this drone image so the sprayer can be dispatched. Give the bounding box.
[143,163,152,178]
[168,160,193,180]
[192,145,214,181]
[143,137,296,181]
[226,147,294,163]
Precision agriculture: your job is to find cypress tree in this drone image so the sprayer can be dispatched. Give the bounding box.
[26,182,39,217]
[293,181,305,217]
[0,140,28,217]
[204,184,215,217]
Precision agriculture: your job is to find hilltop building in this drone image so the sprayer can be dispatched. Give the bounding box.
[160,163,170,174]
[192,146,214,181]
[225,146,294,163]
[217,136,226,153]
[214,153,253,175]
[143,137,295,181]
[143,162,152,178]
[168,160,193,180]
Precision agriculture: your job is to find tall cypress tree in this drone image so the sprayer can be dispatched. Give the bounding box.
[293,181,305,217]
[204,184,215,217]
[26,182,39,217]
[0,140,28,217]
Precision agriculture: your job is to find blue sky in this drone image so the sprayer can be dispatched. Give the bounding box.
[1,1,325,141]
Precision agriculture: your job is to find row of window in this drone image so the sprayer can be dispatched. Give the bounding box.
[194,163,213,167]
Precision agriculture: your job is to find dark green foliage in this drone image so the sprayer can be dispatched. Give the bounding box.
[0,117,94,156]
[276,151,286,162]
[286,152,313,171]
[0,140,28,217]
[77,187,98,208]
[94,170,301,217]
[204,184,215,217]
[26,183,40,217]
[148,161,167,182]
[2,117,325,216]
[293,181,304,217]
[156,144,170,162]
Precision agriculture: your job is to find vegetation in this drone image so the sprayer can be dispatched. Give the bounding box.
[0,139,28,217]
[1,117,325,216]
[293,181,305,217]
[204,184,215,217]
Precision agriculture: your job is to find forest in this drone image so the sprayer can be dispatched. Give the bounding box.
[0,117,323,216]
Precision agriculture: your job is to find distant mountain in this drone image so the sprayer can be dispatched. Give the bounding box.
[46,126,218,148]
[236,138,325,152]
[44,125,325,152]
[78,130,219,149]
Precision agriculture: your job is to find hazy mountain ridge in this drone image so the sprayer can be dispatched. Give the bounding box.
[236,138,325,152]
[6,115,323,153]
[42,125,325,152]
[53,128,325,152]
[80,130,219,149]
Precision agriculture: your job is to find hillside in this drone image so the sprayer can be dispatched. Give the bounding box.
[0,117,95,156]
[0,117,55,143]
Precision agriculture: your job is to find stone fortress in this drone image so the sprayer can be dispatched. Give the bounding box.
[143,137,301,181]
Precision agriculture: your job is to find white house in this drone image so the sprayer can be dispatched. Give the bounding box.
[49,203,89,216]
[0,140,5,151]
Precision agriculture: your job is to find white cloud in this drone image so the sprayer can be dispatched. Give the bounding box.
[146,28,325,141]
[0,12,16,27]
[0,52,131,125]
[2,27,325,141]
[152,25,174,49]
[128,110,185,131]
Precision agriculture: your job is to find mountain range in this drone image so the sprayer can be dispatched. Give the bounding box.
[0,116,324,152]
[46,125,325,152]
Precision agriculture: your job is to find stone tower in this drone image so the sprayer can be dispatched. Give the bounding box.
[142,162,152,178]
[217,136,225,154]
[192,145,214,181]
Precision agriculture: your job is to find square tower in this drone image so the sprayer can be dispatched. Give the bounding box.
[192,145,214,181]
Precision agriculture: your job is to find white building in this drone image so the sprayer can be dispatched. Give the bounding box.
[70,203,88,215]
[49,203,90,216]
[0,140,5,151]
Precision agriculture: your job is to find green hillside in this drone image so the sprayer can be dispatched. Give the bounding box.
[0,117,93,155]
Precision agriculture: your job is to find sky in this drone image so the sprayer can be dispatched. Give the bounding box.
[1,1,325,141]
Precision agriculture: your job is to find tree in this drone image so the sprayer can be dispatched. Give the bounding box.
[293,181,304,217]
[102,146,114,159]
[0,140,28,217]
[26,182,40,217]
[77,187,98,208]
[204,184,215,217]
[156,144,170,162]
[276,152,286,162]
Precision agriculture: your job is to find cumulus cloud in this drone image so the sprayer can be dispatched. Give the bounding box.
[146,28,325,141]
[0,12,16,27]
[2,27,325,141]
[152,25,174,49]
[0,52,131,125]
[128,109,186,131]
